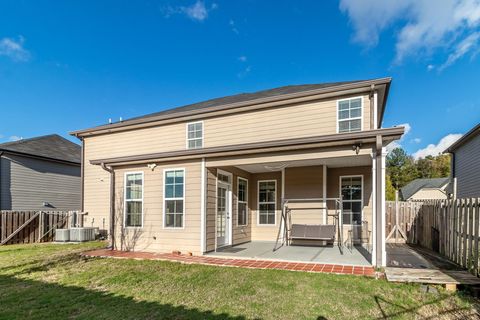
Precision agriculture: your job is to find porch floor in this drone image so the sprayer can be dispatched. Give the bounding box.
[207,241,372,266]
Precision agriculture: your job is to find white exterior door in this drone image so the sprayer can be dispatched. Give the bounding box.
[216,183,231,247]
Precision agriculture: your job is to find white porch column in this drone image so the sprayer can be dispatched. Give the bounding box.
[373,146,387,267]
[381,148,387,267]
[200,158,206,254]
[371,153,377,265]
[323,165,327,224]
[280,167,286,242]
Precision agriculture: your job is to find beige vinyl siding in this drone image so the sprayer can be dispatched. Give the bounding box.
[454,133,480,198]
[110,160,202,254]
[408,188,447,200]
[83,94,372,161]
[250,172,283,241]
[284,166,325,225]
[81,93,373,248]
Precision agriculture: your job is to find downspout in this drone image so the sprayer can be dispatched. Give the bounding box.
[80,138,85,212]
[369,84,375,129]
[100,162,115,250]
[450,152,456,199]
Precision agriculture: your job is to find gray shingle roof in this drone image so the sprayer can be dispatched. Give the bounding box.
[400,178,450,200]
[0,134,80,164]
[126,80,365,122]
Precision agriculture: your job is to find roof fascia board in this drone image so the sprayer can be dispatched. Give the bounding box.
[71,78,392,138]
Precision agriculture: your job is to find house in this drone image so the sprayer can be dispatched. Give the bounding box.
[445,123,480,198]
[400,178,449,201]
[0,134,81,211]
[71,78,404,267]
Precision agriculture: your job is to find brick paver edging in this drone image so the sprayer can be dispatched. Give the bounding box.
[82,249,378,277]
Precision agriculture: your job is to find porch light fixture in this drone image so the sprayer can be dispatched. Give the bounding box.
[352,143,362,155]
[147,163,157,171]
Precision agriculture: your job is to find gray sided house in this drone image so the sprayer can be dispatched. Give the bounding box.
[400,178,449,201]
[0,135,81,211]
[445,123,480,198]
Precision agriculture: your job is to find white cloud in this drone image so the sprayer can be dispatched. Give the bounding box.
[237,65,251,79]
[340,0,480,68]
[439,31,480,70]
[412,133,463,159]
[0,36,30,62]
[412,138,422,143]
[427,64,435,71]
[386,123,411,152]
[229,19,239,34]
[238,55,247,62]
[163,1,217,22]
[9,135,22,142]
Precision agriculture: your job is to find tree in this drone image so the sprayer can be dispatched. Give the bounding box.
[386,147,417,189]
[385,146,451,195]
[386,175,396,201]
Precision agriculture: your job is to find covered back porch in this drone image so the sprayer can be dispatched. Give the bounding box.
[203,142,386,267]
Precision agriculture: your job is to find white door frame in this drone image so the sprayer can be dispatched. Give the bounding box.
[216,169,233,248]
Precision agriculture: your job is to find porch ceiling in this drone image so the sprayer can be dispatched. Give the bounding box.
[235,155,372,173]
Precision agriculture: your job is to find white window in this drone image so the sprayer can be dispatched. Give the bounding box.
[124,172,143,228]
[340,176,363,225]
[237,178,248,226]
[337,97,362,133]
[164,169,185,228]
[186,121,203,149]
[258,180,276,225]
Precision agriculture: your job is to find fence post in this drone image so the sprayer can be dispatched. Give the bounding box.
[395,191,399,243]
[474,198,480,277]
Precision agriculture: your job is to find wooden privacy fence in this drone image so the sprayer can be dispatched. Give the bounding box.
[0,211,75,245]
[385,200,423,243]
[386,198,480,277]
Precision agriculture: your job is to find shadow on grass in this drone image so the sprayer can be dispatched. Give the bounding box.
[373,294,475,319]
[0,274,246,320]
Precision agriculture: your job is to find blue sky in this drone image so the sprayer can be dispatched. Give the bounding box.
[0,0,479,158]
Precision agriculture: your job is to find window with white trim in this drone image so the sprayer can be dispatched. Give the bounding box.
[258,180,276,225]
[340,176,362,225]
[237,178,248,226]
[187,122,203,149]
[124,172,143,227]
[164,169,185,228]
[338,97,362,133]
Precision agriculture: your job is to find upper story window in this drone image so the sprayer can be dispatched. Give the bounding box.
[337,97,362,133]
[186,121,203,149]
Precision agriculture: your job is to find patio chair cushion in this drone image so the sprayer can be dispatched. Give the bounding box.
[290,224,335,241]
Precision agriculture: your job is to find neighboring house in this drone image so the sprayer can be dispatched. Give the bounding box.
[445,123,480,199]
[400,178,449,201]
[0,135,81,211]
[71,77,404,267]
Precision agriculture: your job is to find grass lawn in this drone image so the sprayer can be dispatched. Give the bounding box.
[0,242,478,319]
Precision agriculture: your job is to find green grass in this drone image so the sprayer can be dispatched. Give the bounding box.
[0,242,477,319]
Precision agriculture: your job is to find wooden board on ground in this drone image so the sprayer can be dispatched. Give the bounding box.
[385,267,480,291]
